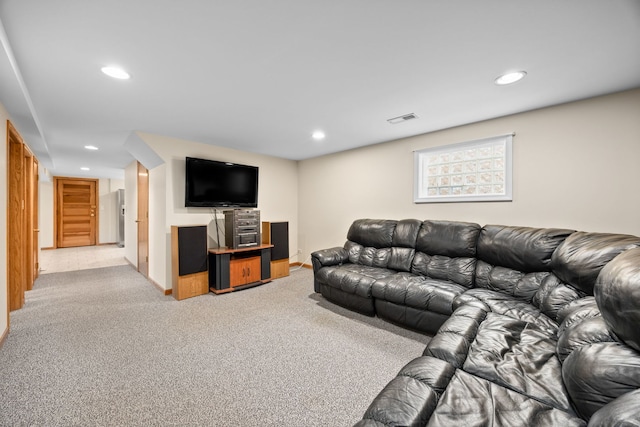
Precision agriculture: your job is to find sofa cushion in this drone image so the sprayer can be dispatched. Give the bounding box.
[427,369,586,427]
[424,305,488,368]
[355,356,456,427]
[315,264,396,299]
[346,241,392,268]
[477,225,574,273]
[551,232,640,295]
[594,247,640,352]
[387,247,416,272]
[556,315,615,363]
[411,253,475,287]
[372,273,468,315]
[391,218,422,248]
[587,389,640,427]
[460,312,571,411]
[415,220,481,258]
[454,288,558,334]
[475,260,549,303]
[556,297,600,331]
[562,341,640,420]
[347,219,397,248]
[531,273,585,322]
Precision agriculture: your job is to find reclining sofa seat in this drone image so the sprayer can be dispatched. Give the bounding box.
[372,220,481,333]
[312,219,482,333]
[312,219,422,316]
[354,229,640,426]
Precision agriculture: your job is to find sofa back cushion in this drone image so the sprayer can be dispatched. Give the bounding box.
[392,219,422,248]
[345,219,421,272]
[347,219,397,248]
[410,220,481,288]
[477,225,574,273]
[415,220,480,258]
[474,262,550,303]
[550,231,640,295]
[411,254,476,288]
[594,247,640,353]
[531,274,585,321]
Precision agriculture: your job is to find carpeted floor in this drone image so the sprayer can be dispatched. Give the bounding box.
[0,265,429,426]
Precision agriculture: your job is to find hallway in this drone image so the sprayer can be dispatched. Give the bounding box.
[39,244,128,274]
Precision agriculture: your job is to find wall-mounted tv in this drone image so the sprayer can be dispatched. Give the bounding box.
[185,157,259,208]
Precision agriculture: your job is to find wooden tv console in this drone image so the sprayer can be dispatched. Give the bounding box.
[208,244,273,294]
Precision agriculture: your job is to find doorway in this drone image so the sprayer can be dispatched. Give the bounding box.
[54,177,98,248]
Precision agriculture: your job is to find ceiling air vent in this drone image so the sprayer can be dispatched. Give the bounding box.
[387,113,418,124]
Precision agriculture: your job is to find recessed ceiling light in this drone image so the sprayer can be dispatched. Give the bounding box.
[101,66,130,80]
[312,130,326,141]
[80,167,90,171]
[84,145,99,150]
[495,71,527,85]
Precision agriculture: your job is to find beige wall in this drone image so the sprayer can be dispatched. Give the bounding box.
[124,161,138,266]
[138,132,299,290]
[98,178,125,244]
[0,103,9,341]
[298,89,640,258]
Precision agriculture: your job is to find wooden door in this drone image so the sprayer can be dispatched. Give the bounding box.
[7,121,26,310]
[55,178,98,248]
[137,162,149,277]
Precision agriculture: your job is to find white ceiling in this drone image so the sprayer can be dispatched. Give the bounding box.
[1,1,639,179]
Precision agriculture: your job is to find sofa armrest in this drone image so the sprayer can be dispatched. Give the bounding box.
[311,246,348,268]
[356,356,456,427]
[423,305,489,368]
[587,388,640,426]
[311,246,348,292]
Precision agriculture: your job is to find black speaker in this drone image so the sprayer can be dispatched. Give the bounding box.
[262,221,289,261]
[177,225,208,275]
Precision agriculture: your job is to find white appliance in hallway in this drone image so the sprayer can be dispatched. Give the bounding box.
[116,189,125,247]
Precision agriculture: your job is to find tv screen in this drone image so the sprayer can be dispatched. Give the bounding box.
[185,157,259,208]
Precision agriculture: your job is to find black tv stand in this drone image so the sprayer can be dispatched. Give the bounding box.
[208,244,272,294]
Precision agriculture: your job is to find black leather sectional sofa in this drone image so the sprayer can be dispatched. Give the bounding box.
[311,219,640,426]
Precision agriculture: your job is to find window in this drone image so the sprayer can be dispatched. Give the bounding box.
[414,133,513,203]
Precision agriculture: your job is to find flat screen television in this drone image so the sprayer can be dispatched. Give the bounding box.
[185,157,259,208]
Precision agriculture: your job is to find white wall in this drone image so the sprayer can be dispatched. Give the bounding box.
[124,161,138,266]
[38,180,54,248]
[137,132,299,290]
[148,163,167,289]
[298,89,640,258]
[0,102,9,341]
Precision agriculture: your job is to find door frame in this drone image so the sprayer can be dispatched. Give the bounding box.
[53,177,99,248]
[7,120,26,311]
[136,162,149,277]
